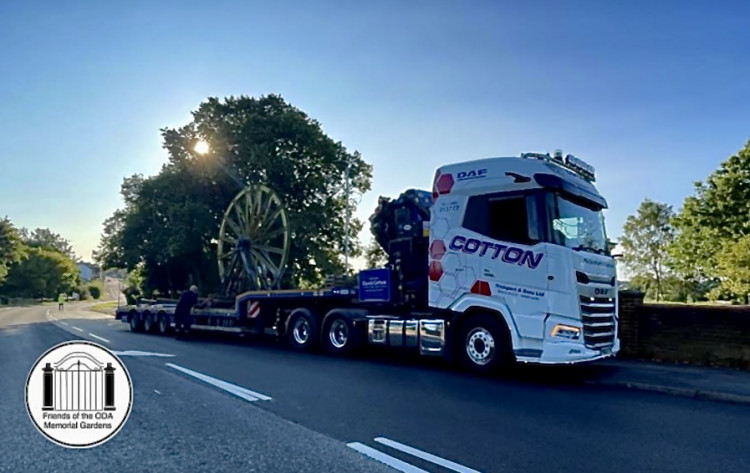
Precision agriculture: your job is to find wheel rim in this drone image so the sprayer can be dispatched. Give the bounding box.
[159,317,167,332]
[217,184,291,294]
[466,327,495,365]
[293,317,311,345]
[329,319,349,349]
[144,315,152,330]
[130,314,137,329]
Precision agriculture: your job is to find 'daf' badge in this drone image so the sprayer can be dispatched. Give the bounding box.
[25,341,133,448]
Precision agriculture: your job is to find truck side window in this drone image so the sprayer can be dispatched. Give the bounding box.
[463,195,533,244]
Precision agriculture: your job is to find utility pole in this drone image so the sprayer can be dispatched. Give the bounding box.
[344,155,352,273]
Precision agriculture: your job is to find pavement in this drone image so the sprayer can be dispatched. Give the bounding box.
[2,302,750,473]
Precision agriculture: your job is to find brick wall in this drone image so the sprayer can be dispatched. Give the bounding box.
[617,291,750,369]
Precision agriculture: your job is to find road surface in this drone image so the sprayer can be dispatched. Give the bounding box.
[1,304,749,472]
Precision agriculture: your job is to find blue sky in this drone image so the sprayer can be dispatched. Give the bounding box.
[1,0,749,261]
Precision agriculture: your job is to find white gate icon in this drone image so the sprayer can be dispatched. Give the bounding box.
[42,352,116,411]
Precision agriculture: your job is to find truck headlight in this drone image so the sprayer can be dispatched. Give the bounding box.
[551,324,581,340]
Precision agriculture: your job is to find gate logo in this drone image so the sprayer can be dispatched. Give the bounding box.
[25,341,133,448]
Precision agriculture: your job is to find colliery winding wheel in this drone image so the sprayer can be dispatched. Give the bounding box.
[217,184,291,295]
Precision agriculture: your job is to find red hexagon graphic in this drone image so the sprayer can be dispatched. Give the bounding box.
[432,173,454,200]
[429,240,447,260]
[429,260,444,281]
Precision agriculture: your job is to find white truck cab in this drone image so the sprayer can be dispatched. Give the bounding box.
[429,152,618,364]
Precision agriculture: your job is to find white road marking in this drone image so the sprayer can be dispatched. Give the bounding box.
[114,350,175,357]
[88,333,111,343]
[60,322,69,326]
[347,442,429,473]
[71,326,84,332]
[374,437,482,473]
[165,363,272,402]
[154,390,161,395]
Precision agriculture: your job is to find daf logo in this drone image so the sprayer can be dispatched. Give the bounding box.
[456,169,487,181]
[595,288,609,295]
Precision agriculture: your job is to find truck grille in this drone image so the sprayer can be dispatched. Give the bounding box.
[579,296,616,349]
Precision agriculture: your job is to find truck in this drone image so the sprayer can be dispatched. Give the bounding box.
[116,151,619,373]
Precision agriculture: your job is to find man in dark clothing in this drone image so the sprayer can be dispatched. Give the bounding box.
[174,285,199,337]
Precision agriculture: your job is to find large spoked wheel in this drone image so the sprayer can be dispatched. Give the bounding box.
[217,184,291,294]
[459,314,513,375]
[323,316,360,355]
[287,309,318,352]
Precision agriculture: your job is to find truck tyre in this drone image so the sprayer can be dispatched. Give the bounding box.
[322,315,359,355]
[129,311,143,332]
[458,313,513,375]
[157,313,170,335]
[287,309,318,351]
[143,312,155,333]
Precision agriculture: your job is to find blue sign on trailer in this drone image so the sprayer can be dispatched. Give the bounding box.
[358,268,391,302]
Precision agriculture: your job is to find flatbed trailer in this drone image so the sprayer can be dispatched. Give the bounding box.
[116,152,620,373]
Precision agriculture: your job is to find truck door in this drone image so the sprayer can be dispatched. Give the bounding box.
[460,192,548,341]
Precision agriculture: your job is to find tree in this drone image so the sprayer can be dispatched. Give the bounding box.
[0,247,80,298]
[670,139,750,300]
[364,238,388,268]
[715,236,750,304]
[20,228,76,260]
[620,200,675,302]
[98,95,372,295]
[0,217,26,285]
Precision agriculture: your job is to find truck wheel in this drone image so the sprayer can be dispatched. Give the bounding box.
[459,313,513,375]
[323,316,359,355]
[157,313,170,335]
[129,312,143,332]
[288,310,318,351]
[143,312,155,333]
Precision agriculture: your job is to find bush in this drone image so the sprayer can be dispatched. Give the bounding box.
[87,280,105,300]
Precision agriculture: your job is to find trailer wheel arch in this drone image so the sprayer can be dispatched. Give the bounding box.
[320,308,368,355]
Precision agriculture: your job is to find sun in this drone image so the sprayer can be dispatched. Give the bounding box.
[194,140,210,155]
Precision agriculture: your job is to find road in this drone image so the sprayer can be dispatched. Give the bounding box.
[2,304,750,472]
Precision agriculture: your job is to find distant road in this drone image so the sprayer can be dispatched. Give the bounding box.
[1,304,750,472]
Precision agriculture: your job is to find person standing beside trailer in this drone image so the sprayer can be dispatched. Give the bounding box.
[174,285,199,338]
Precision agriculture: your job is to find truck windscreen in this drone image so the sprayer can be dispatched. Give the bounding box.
[550,194,609,255]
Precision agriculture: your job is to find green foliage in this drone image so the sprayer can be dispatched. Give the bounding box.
[364,238,388,268]
[0,247,80,298]
[87,280,105,300]
[670,139,750,301]
[0,217,26,284]
[620,199,675,301]
[20,227,76,260]
[715,236,750,303]
[98,95,372,295]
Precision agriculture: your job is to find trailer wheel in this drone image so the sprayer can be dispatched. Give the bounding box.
[129,311,143,332]
[287,309,318,351]
[323,316,359,355]
[143,312,155,333]
[157,313,170,335]
[458,313,512,375]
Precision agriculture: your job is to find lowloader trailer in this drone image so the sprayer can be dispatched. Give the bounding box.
[116,151,619,373]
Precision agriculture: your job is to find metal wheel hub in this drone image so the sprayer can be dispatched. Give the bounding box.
[293,318,311,345]
[466,327,495,365]
[329,319,349,349]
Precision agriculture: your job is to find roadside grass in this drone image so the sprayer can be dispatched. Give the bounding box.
[89,300,119,315]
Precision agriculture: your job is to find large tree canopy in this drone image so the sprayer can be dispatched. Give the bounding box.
[98,95,372,295]
[620,200,675,301]
[1,247,80,298]
[19,227,76,260]
[0,218,26,284]
[670,139,750,301]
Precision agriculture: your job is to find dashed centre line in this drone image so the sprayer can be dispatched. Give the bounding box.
[88,333,111,343]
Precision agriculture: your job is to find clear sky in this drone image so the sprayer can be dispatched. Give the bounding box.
[1,0,749,262]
